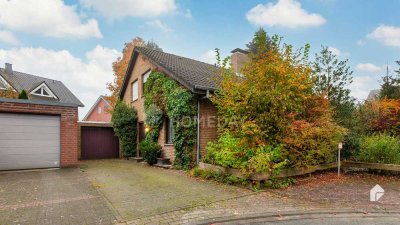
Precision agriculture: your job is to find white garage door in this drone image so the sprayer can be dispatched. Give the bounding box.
[0,113,60,170]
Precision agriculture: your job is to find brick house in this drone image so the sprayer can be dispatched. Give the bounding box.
[119,47,248,163]
[82,95,112,122]
[0,63,83,170]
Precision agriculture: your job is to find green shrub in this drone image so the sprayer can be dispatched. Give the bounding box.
[140,140,162,165]
[111,101,138,157]
[18,90,28,99]
[203,133,247,169]
[342,131,361,159]
[357,134,400,164]
[282,116,346,168]
[204,133,287,176]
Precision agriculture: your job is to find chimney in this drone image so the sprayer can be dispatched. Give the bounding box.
[5,63,12,74]
[230,48,249,74]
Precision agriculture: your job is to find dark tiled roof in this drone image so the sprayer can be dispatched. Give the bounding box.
[120,47,219,98]
[0,68,83,107]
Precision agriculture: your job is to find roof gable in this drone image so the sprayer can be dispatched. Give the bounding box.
[82,96,111,121]
[119,47,219,99]
[30,82,58,99]
[0,68,83,106]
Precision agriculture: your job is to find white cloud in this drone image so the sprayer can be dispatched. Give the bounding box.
[328,46,341,56]
[0,30,18,45]
[246,0,326,28]
[327,46,350,58]
[80,0,176,19]
[367,24,400,47]
[0,46,120,118]
[349,75,380,101]
[0,0,102,39]
[199,50,217,64]
[146,20,172,32]
[355,63,382,73]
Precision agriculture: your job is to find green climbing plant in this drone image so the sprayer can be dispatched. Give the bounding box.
[144,71,197,169]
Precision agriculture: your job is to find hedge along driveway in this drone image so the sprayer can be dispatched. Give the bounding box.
[80,160,247,221]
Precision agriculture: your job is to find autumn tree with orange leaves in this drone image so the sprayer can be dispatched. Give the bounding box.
[106,37,162,108]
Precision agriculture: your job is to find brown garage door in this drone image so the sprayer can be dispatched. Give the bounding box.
[81,126,119,159]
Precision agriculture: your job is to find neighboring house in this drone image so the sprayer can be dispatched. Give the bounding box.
[82,95,112,122]
[0,63,83,170]
[367,89,380,101]
[119,47,248,162]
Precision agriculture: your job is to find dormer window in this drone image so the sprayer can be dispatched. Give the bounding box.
[0,75,11,90]
[30,82,57,99]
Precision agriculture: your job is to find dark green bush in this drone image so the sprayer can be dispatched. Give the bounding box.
[140,140,162,165]
[111,101,138,157]
[357,134,400,164]
[18,90,28,99]
[342,131,361,159]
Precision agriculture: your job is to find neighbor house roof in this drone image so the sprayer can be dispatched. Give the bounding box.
[0,67,84,107]
[82,95,111,121]
[120,47,219,98]
[367,89,380,101]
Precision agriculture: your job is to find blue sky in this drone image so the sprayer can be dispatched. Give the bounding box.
[0,0,399,118]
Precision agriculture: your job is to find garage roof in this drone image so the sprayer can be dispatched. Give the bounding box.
[0,67,83,107]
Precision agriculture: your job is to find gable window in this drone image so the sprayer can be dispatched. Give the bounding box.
[97,106,102,114]
[0,80,5,89]
[142,70,151,96]
[0,76,10,90]
[30,83,57,99]
[166,118,175,144]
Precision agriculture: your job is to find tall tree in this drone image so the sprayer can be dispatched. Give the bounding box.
[106,37,163,108]
[380,62,400,100]
[312,46,355,126]
[246,28,272,54]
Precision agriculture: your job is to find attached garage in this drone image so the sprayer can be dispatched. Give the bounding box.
[79,122,120,160]
[0,113,61,170]
[0,98,80,170]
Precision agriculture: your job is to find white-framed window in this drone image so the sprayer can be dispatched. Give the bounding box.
[143,70,151,83]
[0,80,6,89]
[0,75,11,90]
[132,80,138,101]
[142,70,151,96]
[30,82,57,99]
[97,106,102,114]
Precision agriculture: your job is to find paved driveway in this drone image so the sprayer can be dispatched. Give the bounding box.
[0,168,115,225]
[81,160,246,222]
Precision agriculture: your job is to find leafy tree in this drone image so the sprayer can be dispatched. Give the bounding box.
[312,46,355,126]
[111,101,138,157]
[380,63,400,99]
[213,31,314,146]
[246,28,272,54]
[146,40,163,51]
[18,90,28,99]
[106,37,163,108]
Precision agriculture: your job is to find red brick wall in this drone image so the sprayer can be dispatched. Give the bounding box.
[85,99,112,122]
[199,98,218,159]
[0,101,79,167]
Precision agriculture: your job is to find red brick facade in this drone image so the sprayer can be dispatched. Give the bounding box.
[83,98,112,122]
[121,53,219,161]
[0,100,79,167]
[199,98,218,158]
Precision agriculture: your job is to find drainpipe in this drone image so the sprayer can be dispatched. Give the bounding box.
[196,98,200,165]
